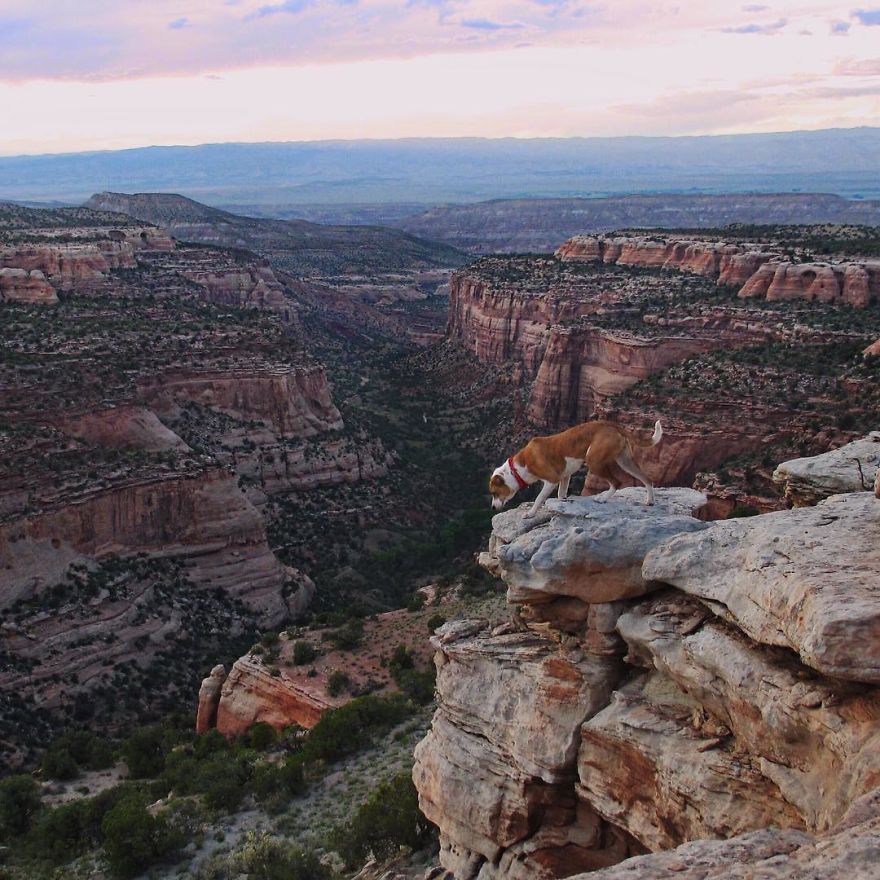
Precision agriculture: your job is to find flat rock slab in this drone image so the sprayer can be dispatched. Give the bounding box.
[567,791,880,880]
[492,489,707,605]
[774,432,880,505]
[644,492,880,683]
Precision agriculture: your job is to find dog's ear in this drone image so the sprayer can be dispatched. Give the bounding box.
[489,474,505,489]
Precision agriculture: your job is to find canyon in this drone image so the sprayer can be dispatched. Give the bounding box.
[0,203,395,765]
[448,233,880,507]
[413,439,880,879]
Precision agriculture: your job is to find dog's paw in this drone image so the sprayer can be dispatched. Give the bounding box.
[523,511,535,519]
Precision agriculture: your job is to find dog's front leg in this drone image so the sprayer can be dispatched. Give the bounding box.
[526,480,557,517]
[558,475,572,500]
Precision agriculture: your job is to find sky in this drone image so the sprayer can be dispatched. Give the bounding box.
[0,1,879,155]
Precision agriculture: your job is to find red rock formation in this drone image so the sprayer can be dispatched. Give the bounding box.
[0,267,58,304]
[58,406,190,452]
[215,654,335,736]
[140,365,343,438]
[556,235,880,308]
[527,327,719,426]
[0,465,290,624]
[196,665,228,735]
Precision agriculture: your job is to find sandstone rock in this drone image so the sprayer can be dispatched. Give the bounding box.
[0,466,291,625]
[140,365,342,438]
[489,489,706,606]
[618,593,880,830]
[196,664,227,734]
[215,652,336,736]
[773,432,880,505]
[865,338,880,357]
[643,492,880,682]
[577,673,806,852]
[59,406,190,452]
[413,622,643,880]
[0,267,58,304]
[430,627,623,784]
[567,790,880,879]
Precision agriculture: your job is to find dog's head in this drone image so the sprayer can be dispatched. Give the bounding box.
[489,472,516,510]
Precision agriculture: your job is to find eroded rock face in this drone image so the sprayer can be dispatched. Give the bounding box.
[567,791,880,880]
[644,492,880,683]
[216,650,331,736]
[578,673,806,851]
[489,490,707,606]
[617,593,880,832]
[413,623,640,880]
[140,365,343,438]
[0,267,58,304]
[196,665,227,735]
[0,466,290,624]
[556,234,880,307]
[773,432,880,505]
[416,452,880,879]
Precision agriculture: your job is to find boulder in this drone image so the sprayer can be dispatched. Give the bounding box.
[773,432,880,505]
[577,674,806,851]
[195,665,227,735]
[489,489,707,606]
[643,492,880,682]
[617,593,880,830]
[566,790,880,880]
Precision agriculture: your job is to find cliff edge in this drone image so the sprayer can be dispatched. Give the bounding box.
[413,441,880,879]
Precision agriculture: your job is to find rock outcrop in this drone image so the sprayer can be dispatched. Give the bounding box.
[0,267,58,304]
[773,432,880,505]
[556,234,880,308]
[414,448,880,879]
[140,365,343,439]
[196,665,228,735]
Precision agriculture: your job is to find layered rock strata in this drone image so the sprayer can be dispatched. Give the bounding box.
[415,469,880,878]
[556,235,880,307]
[773,431,880,505]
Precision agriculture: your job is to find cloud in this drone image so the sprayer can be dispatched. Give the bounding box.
[831,20,851,33]
[742,4,768,10]
[852,8,880,25]
[833,56,880,74]
[168,17,190,29]
[246,0,313,19]
[721,17,787,34]
[460,18,523,30]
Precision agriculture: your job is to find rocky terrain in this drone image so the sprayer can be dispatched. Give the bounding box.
[448,232,880,509]
[400,194,880,253]
[556,232,880,307]
[0,204,398,766]
[84,192,466,279]
[413,439,880,879]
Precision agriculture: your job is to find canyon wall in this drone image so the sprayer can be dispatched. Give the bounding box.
[414,443,880,879]
[556,234,880,308]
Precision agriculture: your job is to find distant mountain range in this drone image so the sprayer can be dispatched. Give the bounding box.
[84,192,465,276]
[396,192,880,253]
[2,128,879,205]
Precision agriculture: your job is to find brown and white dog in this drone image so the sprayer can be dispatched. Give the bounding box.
[489,419,662,517]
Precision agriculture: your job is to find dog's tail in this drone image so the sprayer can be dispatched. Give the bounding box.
[629,419,663,448]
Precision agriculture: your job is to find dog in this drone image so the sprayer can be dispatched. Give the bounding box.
[489,419,662,517]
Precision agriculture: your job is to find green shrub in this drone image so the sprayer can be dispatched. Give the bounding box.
[101,795,182,878]
[292,640,317,665]
[195,755,247,812]
[326,670,350,697]
[246,722,278,751]
[303,695,412,764]
[122,726,165,778]
[406,592,426,612]
[226,832,330,880]
[328,619,363,650]
[27,800,92,862]
[329,772,432,867]
[41,745,80,781]
[194,728,229,759]
[0,774,41,839]
[426,614,446,633]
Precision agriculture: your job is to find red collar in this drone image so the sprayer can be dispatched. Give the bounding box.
[507,457,529,491]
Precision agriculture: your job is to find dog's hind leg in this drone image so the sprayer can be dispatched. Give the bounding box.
[617,450,655,505]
